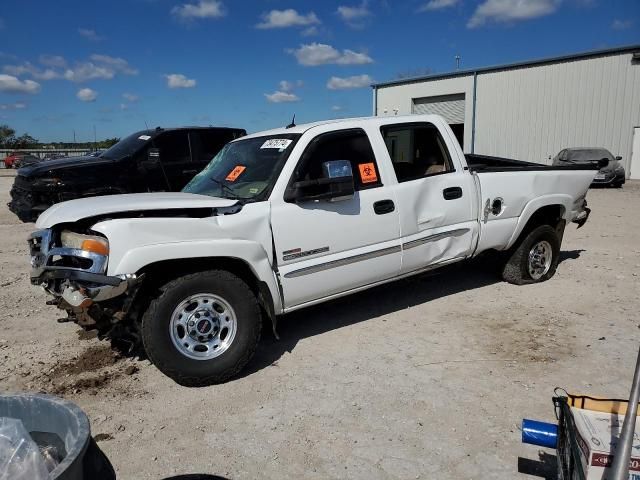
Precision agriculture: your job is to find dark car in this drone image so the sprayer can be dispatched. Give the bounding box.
[552,148,625,187]
[15,154,42,168]
[8,126,246,222]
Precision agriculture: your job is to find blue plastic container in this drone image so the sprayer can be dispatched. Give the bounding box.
[521,419,558,449]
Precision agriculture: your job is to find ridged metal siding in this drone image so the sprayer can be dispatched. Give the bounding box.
[412,94,466,124]
[475,53,640,174]
[376,51,640,177]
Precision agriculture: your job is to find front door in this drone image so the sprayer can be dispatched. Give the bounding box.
[151,130,194,191]
[379,122,476,274]
[270,128,401,309]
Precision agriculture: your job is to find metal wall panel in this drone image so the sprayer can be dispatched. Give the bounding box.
[412,94,465,124]
[376,51,640,178]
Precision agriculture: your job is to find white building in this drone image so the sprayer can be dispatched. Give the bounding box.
[372,45,640,179]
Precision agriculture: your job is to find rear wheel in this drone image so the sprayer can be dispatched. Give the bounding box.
[501,225,560,285]
[141,270,262,386]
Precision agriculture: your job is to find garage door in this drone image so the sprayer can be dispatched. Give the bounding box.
[412,94,465,124]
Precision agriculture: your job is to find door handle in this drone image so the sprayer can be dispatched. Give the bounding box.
[373,199,395,215]
[182,169,198,174]
[443,187,462,200]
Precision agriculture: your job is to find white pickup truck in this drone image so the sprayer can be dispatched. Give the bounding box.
[28,115,598,386]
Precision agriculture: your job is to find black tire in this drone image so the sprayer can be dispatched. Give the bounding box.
[501,225,560,285]
[141,270,262,386]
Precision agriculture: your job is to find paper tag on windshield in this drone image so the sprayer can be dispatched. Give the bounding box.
[226,165,246,182]
[138,135,151,141]
[261,139,292,150]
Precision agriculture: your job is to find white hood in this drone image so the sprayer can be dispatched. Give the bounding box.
[36,192,237,228]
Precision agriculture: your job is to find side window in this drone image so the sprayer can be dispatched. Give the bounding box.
[292,129,382,191]
[190,130,235,164]
[381,123,453,183]
[154,131,191,164]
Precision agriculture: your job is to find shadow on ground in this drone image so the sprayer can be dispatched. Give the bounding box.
[239,250,583,380]
[518,452,558,479]
[161,475,230,480]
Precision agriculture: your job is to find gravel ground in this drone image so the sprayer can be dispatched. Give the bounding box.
[0,169,639,480]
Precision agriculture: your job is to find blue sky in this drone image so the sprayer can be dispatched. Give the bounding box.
[0,0,638,142]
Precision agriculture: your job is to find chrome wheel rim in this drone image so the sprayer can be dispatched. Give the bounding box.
[528,240,553,280]
[169,294,237,360]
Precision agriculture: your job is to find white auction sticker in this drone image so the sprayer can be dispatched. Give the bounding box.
[260,139,292,150]
[138,135,151,141]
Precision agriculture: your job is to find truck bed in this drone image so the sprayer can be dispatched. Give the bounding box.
[466,154,601,172]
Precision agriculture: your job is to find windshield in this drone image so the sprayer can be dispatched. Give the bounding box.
[101,131,153,160]
[566,148,613,162]
[182,134,300,201]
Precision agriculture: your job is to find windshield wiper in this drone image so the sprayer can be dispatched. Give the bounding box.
[209,178,251,201]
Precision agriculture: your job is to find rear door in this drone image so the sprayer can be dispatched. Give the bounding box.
[270,127,401,309]
[189,129,238,176]
[152,130,193,190]
[378,121,476,274]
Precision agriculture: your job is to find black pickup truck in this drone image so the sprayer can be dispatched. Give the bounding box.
[9,126,245,222]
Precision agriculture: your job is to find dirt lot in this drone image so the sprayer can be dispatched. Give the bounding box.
[0,169,639,479]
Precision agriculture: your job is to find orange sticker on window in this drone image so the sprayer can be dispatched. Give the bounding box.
[358,163,378,184]
[225,165,246,182]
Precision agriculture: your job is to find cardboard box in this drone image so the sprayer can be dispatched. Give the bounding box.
[571,406,640,480]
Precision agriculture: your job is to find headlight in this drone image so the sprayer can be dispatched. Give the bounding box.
[60,231,109,256]
[33,177,62,187]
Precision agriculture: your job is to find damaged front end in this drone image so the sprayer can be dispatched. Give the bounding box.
[29,228,143,351]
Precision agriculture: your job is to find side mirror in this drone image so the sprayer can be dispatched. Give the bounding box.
[615,155,622,161]
[597,157,609,169]
[141,148,161,170]
[284,160,355,203]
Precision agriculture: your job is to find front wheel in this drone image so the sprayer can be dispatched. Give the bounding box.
[501,225,560,285]
[141,270,262,386]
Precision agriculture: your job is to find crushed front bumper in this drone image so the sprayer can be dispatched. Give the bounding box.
[28,229,135,306]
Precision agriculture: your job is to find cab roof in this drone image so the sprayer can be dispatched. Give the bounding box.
[240,114,445,140]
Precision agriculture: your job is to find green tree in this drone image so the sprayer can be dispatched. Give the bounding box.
[0,124,16,147]
[10,133,38,149]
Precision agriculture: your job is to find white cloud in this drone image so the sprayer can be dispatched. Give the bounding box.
[265,79,303,103]
[64,63,114,82]
[331,105,343,111]
[0,102,26,110]
[327,74,373,90]
[278,80,303,92]
[39,55,66,68]
[78,28,103,41]
[172,0,225,20]
[418,0,459,11]
[612,19,633,30]
[0,74,41,94]
[77,88,97,102]
[301,26,319,36]
[89,54,138,75]
[257,9,320,29]
[3,55,136,83]
[119,103,128,110]
[63,55,138,82]
[289,43,373,66]
[468,0,559,28]
[165,73,197,88]
[122,93,139,102]
[279,80,294,92]
[337,2,371,21]
[3,62,62,80]
[265,91,300,103]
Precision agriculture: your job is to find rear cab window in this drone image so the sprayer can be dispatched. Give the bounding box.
[380,123,454,183]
